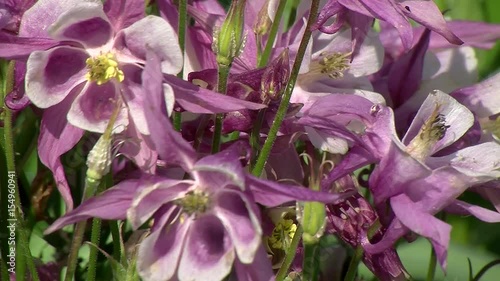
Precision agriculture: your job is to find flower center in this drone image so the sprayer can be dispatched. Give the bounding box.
[85,53,124,85]
[406,104,450,161]
[268,219,297,250]
[306,52,351,79]
[176,191,210,216]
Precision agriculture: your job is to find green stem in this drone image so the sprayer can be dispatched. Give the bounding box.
[173,0,187,131]
[344,246,363,281]
[86,174,110,281]
[275,224,303,281]
[64,178,100,281]
[302,242,320,281]
[110,221,122,262]
[425,245,437,281]
[249,108,267,167]
[251,0,320,177]
[2,61,39,281]
[211,64,230,153]
[258,0,287,68]
[472,260,500,281]
[86,218,101,281]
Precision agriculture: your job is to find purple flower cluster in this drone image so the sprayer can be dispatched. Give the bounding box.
[2,0,500,280]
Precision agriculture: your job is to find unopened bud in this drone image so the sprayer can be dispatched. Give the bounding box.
[86,134,112,182]
[298,200,326,245]
[253,0,272,36]
[261,49,290,102]
[213,0,247,67]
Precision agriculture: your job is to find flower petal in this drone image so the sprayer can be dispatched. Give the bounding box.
[391,193,451,270]
[25,46,88,108]
[127,179,192,229]
[340,0,413,50]
[103,0,145,31]
[402,90,474,154]
[445,200,500,223]
[233,245,274,281]
[451,72,500,118]
[388,29,430,107]
[429,142,500,180]
[48,1,113,49]
[118,15,182,75]
[165,74,266,113]
[20,0,91,37]
[0,33,59,59]
[44,179,140,234]
[122,64,150,135]
[178,215,234,281]
[67,81,128,133]
[192,142,248,191]
[142,50,197,170]
[213,190,262,264]
[399,0,462,45]
[247,175,355,207]
[119,122,157,173]
[138,211,192,281]
[38,91,84,211]
[368,142,431,205]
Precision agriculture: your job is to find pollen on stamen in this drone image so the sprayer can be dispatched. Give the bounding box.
[176,191,210,217]
[306,52,351,79]
[85,52,125,85]
[406,104,450,160]
[268,219,297,250]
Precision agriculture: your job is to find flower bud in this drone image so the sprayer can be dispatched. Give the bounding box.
[299,201,326,245]
[86,134,112,182]
[213,0,247,67]
[261,49,290,102]
[253,0,272,36]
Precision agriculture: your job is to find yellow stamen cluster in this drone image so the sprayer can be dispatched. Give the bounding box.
[308,52,351,79]
[85,53,124,85]
[269,219,297,250]
[406,104,450,161]
[176,191,210,216]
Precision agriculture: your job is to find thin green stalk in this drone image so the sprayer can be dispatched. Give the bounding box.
[275,224,303,281]
[252,0,320,177]
[211,64,230,153]
[250,108,267,167]
[344,246,363,281]
[173,0,187,131]
[2,61,39,281]
[302,242,320,281]
[425,246,437,281]
[87,173,111,281]
[64,179,100,281]
[472,260,500,281]
[86,218,101,281]
[109,221,122,262]
[257,0,287,68]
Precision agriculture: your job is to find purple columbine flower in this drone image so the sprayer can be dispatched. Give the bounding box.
[45,51,354,280]
[0,0,266,210]
[299,91,500,269]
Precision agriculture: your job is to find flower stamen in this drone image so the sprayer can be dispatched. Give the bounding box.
[85,53,124,85]
[176,191,210,217]
[307,52,351,79]
[406,104,450,160]
[268,219,297,250]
